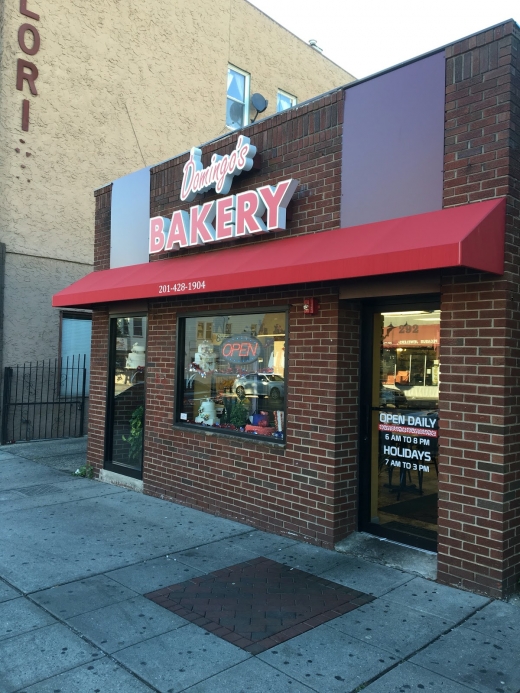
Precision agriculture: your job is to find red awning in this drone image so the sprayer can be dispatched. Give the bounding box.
[53,198,505,308]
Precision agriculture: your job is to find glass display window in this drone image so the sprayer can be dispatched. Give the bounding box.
[176,311,287,441]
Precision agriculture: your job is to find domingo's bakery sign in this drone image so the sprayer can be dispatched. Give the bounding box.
[149,136,298,253]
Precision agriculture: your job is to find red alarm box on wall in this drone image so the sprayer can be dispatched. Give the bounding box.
[303,298,319,315]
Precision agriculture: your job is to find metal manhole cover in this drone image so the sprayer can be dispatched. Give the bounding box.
[17,484,62,497]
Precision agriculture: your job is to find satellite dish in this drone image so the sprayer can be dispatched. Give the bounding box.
[251,93,268,113]
[250,93,268,122]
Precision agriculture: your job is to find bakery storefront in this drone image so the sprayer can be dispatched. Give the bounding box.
[54,21,520,599]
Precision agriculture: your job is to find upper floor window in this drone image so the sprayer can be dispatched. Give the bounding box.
[227,65,250,129]
[277,90,297,112]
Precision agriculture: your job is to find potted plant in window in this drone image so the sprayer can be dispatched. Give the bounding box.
[122,405,144,461]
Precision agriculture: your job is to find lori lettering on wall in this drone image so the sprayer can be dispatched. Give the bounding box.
[16,1,41,132]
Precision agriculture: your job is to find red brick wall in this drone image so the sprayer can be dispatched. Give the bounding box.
[94,185,112,272]
[144,90,357,546]
[439,21,520,597]
[86,308,109,474]
[150,90,344,260]
[87,91,358,547]
[334,303,361,535]
[142,283,358,547]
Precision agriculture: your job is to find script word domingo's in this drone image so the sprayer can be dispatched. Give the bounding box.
[180,135,256,201]
[149,179,299,253]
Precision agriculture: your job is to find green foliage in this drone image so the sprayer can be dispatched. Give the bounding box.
[74,465,94,479]
[230,399,249,428]
[122,405,144,461]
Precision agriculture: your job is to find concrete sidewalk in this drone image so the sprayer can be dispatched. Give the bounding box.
[0,439,518,693]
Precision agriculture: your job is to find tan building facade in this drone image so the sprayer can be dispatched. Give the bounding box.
[0,0,353,386]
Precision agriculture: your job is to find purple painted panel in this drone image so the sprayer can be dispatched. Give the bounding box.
[341,52,445,228]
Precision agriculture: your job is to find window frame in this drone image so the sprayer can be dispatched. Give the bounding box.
[104,311,148,480]
[358,295,441,553]
[58,310,92,397]
[175,307,289,444]
[276,89,297,113]
[226,64,250,130]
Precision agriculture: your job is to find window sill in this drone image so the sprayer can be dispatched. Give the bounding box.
[172,422,285,448]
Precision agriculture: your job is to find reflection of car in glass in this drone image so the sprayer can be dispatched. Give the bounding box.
[380,387,407,407]
[233,373,284,400]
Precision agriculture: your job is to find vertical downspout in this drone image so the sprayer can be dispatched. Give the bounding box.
[0,243,6,438]
[0,0,8,440]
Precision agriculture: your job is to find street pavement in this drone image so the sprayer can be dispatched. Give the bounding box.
[0,438,519,693]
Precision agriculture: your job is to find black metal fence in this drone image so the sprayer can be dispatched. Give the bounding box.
[1,356,87,444]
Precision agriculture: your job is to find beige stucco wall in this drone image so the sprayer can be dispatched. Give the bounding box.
[233,0,354,113]
[0,0,354,366]
[3,254,91,366]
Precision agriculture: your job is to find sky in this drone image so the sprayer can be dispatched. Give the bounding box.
[248,0,519,79]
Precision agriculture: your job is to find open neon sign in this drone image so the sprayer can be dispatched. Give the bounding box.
[220,335,262,365]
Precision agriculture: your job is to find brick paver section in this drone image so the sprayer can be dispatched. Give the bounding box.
[145,557,374,654]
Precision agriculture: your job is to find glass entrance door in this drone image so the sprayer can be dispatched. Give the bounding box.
[105,316,147,479]
[363,307,440,551]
